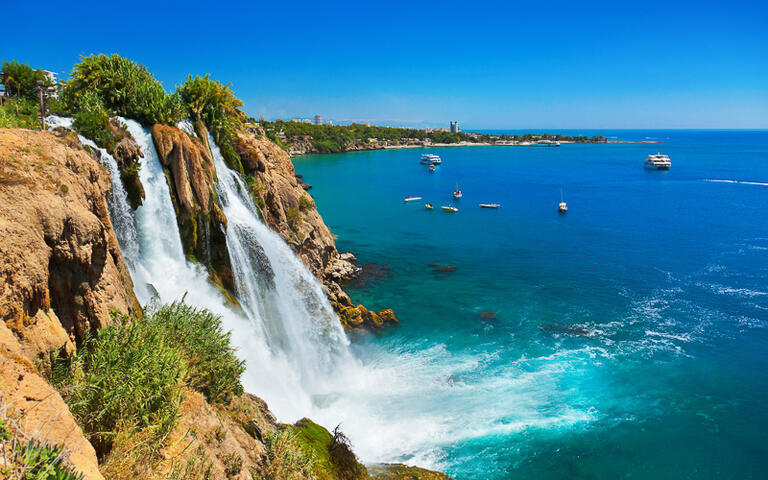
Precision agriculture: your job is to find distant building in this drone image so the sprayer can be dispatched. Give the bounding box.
[325,120,333,126]
[313,115,322,125]
[363,122,371,127]
[302,119,312,124]
[450,121,460,133]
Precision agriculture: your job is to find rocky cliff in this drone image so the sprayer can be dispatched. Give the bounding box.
[151,124,233,290]
[0,127,141,479]
[232,127,398,331]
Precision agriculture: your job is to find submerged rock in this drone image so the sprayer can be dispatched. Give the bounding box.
[478,311,498,321]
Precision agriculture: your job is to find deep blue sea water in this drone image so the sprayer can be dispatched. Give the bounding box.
[293,131,768,479]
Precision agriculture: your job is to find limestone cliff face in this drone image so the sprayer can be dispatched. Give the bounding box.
[150,124,232,290]
[0,127,141,480]
[0,127,139,357]
[232,128,397,331]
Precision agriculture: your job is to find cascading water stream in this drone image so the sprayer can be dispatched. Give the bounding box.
[207,134,356,391]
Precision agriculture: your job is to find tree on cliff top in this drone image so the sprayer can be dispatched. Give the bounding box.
[178,74,248,171]
[1,60,47,100]
[62,54,185,125]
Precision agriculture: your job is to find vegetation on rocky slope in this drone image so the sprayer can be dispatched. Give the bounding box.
[49,303,245,460]
[0,415,84,480]
[61,54,186,126]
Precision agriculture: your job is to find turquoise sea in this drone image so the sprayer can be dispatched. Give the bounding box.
[293,131,768,479]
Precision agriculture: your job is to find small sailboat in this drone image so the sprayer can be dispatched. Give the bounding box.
[453,182,462,199]
[441,205,458,212]
[404,196,422,202]
[558,188,568,213]
[480,203,500,209]
[425,203,434,210]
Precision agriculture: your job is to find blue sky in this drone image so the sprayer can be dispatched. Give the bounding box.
[3,0,767,129]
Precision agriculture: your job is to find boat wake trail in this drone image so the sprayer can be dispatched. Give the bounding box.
[704,179,768,187]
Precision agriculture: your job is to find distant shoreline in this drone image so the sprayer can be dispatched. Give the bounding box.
[291,139,662,155]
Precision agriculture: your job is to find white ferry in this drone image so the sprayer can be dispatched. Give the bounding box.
[421,153,441,164]
[644,153,671,170]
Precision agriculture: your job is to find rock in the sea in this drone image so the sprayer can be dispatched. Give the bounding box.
[368,463,454,480]
[478,311,498,321]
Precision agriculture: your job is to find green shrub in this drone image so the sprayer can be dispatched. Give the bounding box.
[178,74,247,171]
[149,302,245,403]
[328,425,367,480]
[1,60,47,100]
[298,196,314,212]
[62,54,185,126]
[49,303,245,458]
[285,207,301,230]
[252,428,316,480]
[49,316,188,457]
[1,414,84,480]
[0,97,40,129]
[72,110,117,152]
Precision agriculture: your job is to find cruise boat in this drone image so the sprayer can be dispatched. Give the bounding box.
[644,153,671,170]
[479,203,500,209]
[421,153,441,164]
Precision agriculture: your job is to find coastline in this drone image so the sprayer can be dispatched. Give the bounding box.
[290,139,662,156]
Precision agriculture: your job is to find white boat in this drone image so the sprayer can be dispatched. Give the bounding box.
[558,188,567,213]
[479,203,500,209]
[404,196,422,202]
[453,182,462,199]
[421,153,441,164]
[644,153,671,170]
[441,206,458,212]
[425,203,434,210]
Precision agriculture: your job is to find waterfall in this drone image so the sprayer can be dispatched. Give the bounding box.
[46,116,140,266]
[208,134,355,392]
[115,118,359,419]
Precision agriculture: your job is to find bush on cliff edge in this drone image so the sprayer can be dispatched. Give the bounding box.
[49,302,246,459]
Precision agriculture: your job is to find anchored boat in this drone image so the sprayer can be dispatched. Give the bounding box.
[480,203,500,209]
[453,182,463,199]
[441,206,458,212]
[558,188,568,213]
[429,164,435,172]
[425,203,434,210]
[404,196,422,202]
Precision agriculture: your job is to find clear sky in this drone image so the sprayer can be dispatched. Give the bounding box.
[3,0,767,129]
